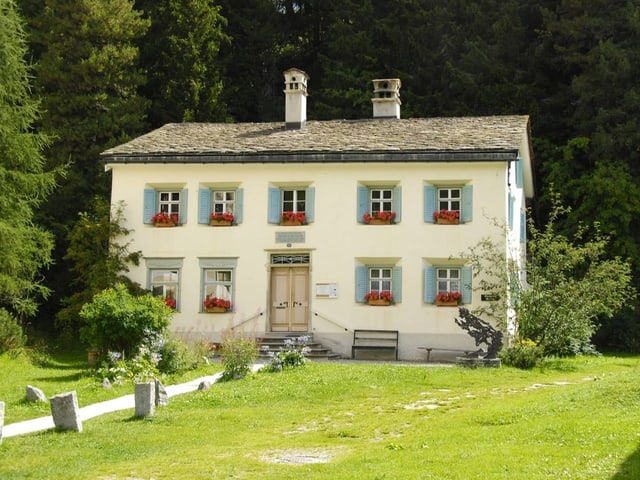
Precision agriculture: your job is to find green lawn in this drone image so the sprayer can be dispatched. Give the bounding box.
[1,352,639,479]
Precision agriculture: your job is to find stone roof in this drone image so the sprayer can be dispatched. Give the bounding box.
[102,115,530,163]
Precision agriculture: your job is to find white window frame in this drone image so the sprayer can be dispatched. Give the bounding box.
[437,187,462,213]
[369,267,393,293]
[212,190,235,215]
[150,269,180,310]
[370,188,393,213]
[202,268,233,311]
[158,191,181,217]
[436,267,461,295]
[282,188,306,214]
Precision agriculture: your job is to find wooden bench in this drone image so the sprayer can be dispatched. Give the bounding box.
[418,347,475,362]
[352,329,399,360]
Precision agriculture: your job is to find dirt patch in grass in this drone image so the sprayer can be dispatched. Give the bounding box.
[261,448,335,464]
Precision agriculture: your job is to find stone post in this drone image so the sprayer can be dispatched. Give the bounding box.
[50,391,83,432]
[135,382,155,418]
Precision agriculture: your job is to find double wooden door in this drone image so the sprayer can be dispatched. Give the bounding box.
[270,266,309,332]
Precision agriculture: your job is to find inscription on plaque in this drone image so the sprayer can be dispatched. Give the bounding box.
[276,231,305,244]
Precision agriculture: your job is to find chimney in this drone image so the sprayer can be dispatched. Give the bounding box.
[283,68,309,129]
[371,78,401,119]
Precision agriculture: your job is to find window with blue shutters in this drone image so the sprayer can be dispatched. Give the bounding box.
[424,265,472,304]
[355,264,402,303]
[424,184,473,223]
[144,188,188,225]
[357,185,402,223]
[198,188,243,224]
[268,186,315,224]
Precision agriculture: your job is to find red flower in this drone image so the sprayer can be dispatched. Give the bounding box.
[151,212,179,224]
[210,212,235,222]
[164,297,177,309]
[365,291,394,302]
[203,297,231,310]
[433,209,460,222]
[280,211,306,223]
[436,291,462,302]
[363,211,397,223]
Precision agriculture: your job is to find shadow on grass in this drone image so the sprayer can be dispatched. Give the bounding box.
[612,444,640,479]
[32,372,86,383]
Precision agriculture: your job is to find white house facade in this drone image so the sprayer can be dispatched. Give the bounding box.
[102,69,534,361]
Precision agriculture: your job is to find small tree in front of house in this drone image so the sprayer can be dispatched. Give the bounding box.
[79,284,172,359]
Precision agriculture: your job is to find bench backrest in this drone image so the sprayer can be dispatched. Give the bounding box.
[353,329,399,344]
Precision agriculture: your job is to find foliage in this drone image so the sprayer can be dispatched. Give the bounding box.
[362,211,396,224]
[97,345,160,384]
[218,331,258,381]
[433,209,460,222]
[500,339,544,369]
[0,0,59,320]
[364,291,394,303]
[261,335,309,372]
[157,336,212,375]
[203,297,231,310]
[150,211,179,224]
[436,291,462,303]
[56,199,141,338]
[518,195,635,356]
[280,211,306,223]
[0,308,26,355]
[78,284,172,358]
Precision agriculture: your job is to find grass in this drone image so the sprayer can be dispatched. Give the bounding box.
[1,352,640,479]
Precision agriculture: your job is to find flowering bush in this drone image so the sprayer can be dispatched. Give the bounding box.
[436,291,462,303]
[365,291,394,303]
[203,296,231,310]
[433,209,460,222]
[280,211,306,223]
[151,211,179,224]
[261,335,310,372]
[164,296,177,309]
[209,212,234,222]
[363,211,396,223]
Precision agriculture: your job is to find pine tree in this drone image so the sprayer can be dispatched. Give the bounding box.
[0,0,58,318]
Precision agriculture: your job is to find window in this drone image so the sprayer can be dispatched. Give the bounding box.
[198,188,244,224]
[355,264,402,303]
[357,185,402,223]
[144,188,188,225]
[268,186,315,223]
[200,258,237,311]
[150,269,179,310]
[424,185,472,223]
[424,265,472,304]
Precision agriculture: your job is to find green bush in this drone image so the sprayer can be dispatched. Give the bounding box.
[500,339,545,369]
[219,332,258,381]
[262,335,309,372]
[157,336,209,374]
[0,308,26,355]
[79,284,172,358]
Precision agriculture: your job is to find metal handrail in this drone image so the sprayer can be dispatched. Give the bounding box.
[312,310,351,332]
[230,311,264,332]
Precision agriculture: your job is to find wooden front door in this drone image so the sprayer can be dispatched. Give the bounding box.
[270,266,309,332]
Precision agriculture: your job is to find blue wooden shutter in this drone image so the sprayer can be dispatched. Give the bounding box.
[392,186,402,222]
[462,266,473,304]
[235,188,244,224]
[392,266,402,303]
[143,188,156,224]
[198,188,211,224]
[180,188,188,224]
[305,187,315,223]
[515,158,524,188]
[461,185,473,223]
[520,209,526,243]
[355,266,367,302]
[267,187,281,223]
[424,265,436,303]
[424,185,436,223]
[357,186,369,223]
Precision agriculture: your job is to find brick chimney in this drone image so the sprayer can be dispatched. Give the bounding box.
[372,78,401,119]
[283,68,309,129]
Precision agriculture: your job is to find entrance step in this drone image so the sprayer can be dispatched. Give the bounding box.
[258,333,342,361]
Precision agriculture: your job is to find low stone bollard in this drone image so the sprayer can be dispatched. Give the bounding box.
[155,380,168,407]
[50,391,83,432]
[26,385,47,403]
[0,401,5,445]
[198,380,211,392]
[135,382,156,418]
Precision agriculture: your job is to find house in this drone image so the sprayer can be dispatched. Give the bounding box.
[101,68,534,361]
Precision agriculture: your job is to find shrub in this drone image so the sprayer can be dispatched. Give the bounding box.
[0,308,26,355]
[219,332,258,381]
[157,336,209,374]
[500,339,545,369]
[79,284,172,358]
[261,335,309,372]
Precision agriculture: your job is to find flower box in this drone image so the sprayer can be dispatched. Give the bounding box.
[155,221,177,227]
[363,211,396,225]
[209,219,232,226]
[280,211,306,226]
[209,213,234,226]
[206,306,228,313]
[151,212,179,227]
[436,217,459,225]
[280,219,303,226]
[435,291,462,306]
[368,299,391,306]
[433,209,460,224]
[436,299,459,307]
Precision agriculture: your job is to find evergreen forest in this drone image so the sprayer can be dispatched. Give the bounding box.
[3,0,640,350]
